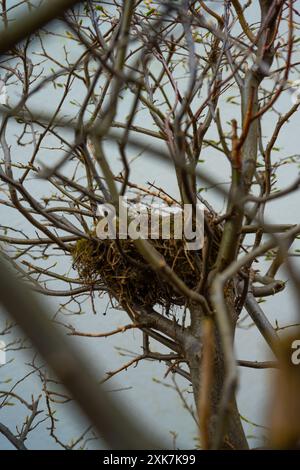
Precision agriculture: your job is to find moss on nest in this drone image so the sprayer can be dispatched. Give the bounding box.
[71,212,222,312]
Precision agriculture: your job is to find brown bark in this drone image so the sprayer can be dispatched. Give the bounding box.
[185,303,248,450]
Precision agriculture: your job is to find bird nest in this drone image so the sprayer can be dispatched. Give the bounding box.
[72,210,222,313]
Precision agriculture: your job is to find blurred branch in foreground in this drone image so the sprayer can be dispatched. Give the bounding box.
[0,252,161,450]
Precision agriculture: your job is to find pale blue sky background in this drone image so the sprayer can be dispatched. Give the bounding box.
[0,0,300,450]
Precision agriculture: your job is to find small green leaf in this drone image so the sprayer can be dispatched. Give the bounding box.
[146,7,156,16]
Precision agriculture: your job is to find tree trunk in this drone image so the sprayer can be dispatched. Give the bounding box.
[185,303,248,450]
